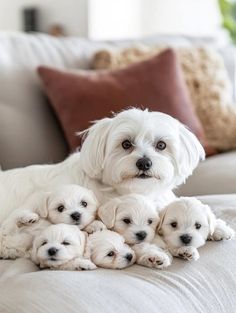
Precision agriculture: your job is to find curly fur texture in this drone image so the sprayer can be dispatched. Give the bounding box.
[93,46,236,151]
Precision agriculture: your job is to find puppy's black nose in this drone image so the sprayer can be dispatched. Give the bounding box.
[136,157,152,171]
[180,234,192,245]
[48,247,58,256]
[125,253,133,262]
[136,231,147,241]
[71,212,81,221]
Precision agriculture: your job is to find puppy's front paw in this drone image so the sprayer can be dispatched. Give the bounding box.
[177,246,199,261]
[17,212,39,227]
[74,259,97,271]
[138,250,172,269]
[85,220,107,234]
[210,223,235,241]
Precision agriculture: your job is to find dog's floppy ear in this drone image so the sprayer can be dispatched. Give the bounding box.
[34,192,50,219]
[98,198,121,229]
[175,124,205,186]
[30,237,41,265]
[204,205,216,236]
[157,207,168,235]
[79,117,112,179]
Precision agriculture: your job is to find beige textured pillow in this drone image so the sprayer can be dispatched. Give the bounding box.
[93,46,236,151]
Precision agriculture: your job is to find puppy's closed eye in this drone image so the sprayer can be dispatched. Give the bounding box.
[62,241,70,246]
[41,240,47,246]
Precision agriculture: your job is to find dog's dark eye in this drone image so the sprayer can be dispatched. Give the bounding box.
[195,222,201,230]
[62,241,70,246]
[123,218,131,224]
[148,219,153,225]
[170,222,177,228]
[156,141,166,151]
[57,205,65,213]
[41,240,47,246]
[122,140,132,150]
[81,201,87,208]
[107,251,115,257]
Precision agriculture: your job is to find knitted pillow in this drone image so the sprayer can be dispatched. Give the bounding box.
[93,46,236,152]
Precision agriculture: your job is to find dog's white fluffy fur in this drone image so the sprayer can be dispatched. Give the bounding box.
[31,223,96,270]
[98,194,172,269]
[0,184,98,259]
[157,197,235,261]
[0,108,232,246]
[87,229,136,269]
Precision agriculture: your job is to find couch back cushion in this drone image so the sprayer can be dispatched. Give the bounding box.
[38,49,208,152]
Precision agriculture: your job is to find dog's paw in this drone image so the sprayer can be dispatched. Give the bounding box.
[74,259,97,271]
[18,212,39,226]
[85,220,107,234]
[138,250,172,269]
[210,224,235,241]
[177,246,199,261]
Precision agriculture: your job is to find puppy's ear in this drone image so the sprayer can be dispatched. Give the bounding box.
[205,205,216,236]
[175,124,205,186]
[79,117,112,179]
[30,237,40,265]
[98,198,120,229]
[157,208,168,235]
[35,193,50,219]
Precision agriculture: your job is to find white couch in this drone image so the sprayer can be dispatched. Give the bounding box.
[0,32,235,313]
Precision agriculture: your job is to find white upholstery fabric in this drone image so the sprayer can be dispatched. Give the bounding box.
[0,194,235,313]
[177,151,236,196]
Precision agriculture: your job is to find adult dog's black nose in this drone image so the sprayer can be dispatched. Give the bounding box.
[71,212,81,221]
[48,247,58,256]
[136,231,147,241]
[125,253,133,262]
[180,234,192,245]
[136,157,152,171]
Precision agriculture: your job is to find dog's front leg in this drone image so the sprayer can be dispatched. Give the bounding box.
[169,246,199,261]
[132,242,172,269]
[209,218,235,241]
[84,220,107,234]
[58,257,97,271]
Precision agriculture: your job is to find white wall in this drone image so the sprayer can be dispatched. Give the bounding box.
[0,0,88,36]
[88,0,222,40]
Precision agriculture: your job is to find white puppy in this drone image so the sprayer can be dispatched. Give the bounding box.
[0,184,98,259]
[157,197,235,261]
[31,224,96,270]
[87,230,135,269]
[98,194,172,269]
[0,108,230,242]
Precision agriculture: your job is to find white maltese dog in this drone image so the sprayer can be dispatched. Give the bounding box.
[98,194,172,269]
[0,184,98,259]
[157,197,235,261]
[31,224,96,270]
[87,230,135,269]
[0,108,230,242]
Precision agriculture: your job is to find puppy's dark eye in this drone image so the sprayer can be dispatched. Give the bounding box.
[195,222,201,230]
[57,205,65,213]
[81,201,87,208]
[122,140,132,150]
[123,218,131,224]
[62,241,70,246]
[148,219,153,225]
[156,141,166,151]
[170,222,177,228]
[41,240,47,246]
[107,251,115,257]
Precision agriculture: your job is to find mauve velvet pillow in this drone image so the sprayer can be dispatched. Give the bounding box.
[38,49,208,152]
